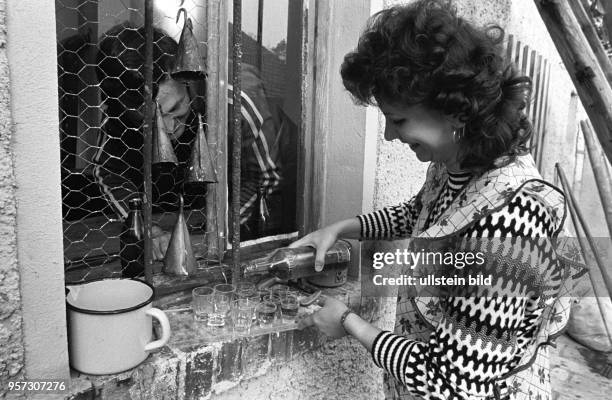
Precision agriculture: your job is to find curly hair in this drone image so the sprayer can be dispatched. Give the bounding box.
[341,0,533,172]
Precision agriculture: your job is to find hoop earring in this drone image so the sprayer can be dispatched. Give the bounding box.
[453,128,464,143]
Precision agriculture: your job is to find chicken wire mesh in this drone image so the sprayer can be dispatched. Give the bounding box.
[57,0,301,284]
[57,0,215,283]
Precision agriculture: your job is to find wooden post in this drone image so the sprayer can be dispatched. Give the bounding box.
[580,120,612,240]
[534,0,612,166]
[557,164,612,300]
[569,0,612,84]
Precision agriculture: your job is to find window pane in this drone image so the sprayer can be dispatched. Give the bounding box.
[56,0,216,281]
[228,0,301,242]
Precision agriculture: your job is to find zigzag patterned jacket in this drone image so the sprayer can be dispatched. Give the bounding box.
[357,154,580,400]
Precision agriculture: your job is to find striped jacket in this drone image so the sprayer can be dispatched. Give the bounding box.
[358,154,579,399]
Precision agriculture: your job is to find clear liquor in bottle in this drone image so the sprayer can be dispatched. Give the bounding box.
[242,240,351,280]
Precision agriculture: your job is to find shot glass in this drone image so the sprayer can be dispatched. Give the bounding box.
[256,301,277,326]
[235,281,257,299]
[233,298,257,334]
[280,292,299,323]
[209,283,236,327]
[256,288,271,301]
[263,293,282,320]
[270,285,289,299]
[192,286,214,322]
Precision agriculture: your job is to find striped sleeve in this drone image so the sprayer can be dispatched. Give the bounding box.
[357,196,420,239]
[368,192,558,399]
[228,85,280,224]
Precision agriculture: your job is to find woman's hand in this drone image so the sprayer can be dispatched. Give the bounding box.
[288,224,341,272]
[297,295,349,338]
[151,225,171,261]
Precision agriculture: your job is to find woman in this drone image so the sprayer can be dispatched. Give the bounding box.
[292,1,577,399]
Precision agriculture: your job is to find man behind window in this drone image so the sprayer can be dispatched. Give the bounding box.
[94,23,285,259]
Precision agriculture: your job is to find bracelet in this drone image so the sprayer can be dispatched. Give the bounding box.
[339,309,355,334]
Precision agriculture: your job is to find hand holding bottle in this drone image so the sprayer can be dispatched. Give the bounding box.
[288,218,361,272]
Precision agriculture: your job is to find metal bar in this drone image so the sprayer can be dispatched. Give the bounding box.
[556,164,612,300]
[257,0,264,72]
[231,0,243,283]
[580,120,612,240]
[143,0,154,283]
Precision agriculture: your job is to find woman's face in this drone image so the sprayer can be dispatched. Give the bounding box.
[378,100,462,170]
[156,78,191,139]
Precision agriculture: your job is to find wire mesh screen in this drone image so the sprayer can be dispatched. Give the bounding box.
[57,0,215,283]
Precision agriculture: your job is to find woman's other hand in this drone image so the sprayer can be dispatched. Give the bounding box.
[297,295,349,338]
[151,225,171,261]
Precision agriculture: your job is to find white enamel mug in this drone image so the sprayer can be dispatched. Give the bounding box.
[66,278,171,375]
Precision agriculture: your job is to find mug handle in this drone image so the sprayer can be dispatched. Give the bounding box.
[144,308,171,352]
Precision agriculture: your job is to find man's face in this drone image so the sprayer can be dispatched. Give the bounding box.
[156,78,191,139]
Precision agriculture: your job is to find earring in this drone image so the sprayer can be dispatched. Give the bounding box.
[452,127,464,143]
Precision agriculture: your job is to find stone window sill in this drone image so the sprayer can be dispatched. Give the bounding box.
[66,280,379,399]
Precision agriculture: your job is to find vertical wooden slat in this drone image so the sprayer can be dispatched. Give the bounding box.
[526,49,537,122]
[205,0,228,261]
[515,40,524,70]
[536,60,551,169]
[297,0,315,236]
[506,34,515,62]
[521,45,532,115]
[531,54,544,154]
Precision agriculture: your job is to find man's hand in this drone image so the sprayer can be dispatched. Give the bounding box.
[151,225,171,261]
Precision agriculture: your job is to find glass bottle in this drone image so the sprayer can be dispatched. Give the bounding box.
[242,240,351,280]
[120,197,144,278]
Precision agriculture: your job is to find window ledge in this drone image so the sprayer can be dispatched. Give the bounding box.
[66,280,380,399]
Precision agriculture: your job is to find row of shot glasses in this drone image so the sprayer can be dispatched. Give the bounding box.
[192,282,300,335]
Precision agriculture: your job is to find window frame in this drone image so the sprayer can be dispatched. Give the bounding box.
[8,0,371,379]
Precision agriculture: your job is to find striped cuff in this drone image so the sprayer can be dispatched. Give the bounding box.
[371,331,415,385]
[357,209,389,238]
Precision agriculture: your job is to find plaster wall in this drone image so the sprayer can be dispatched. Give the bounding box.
[0,0,25,395]
[6,0,69,383]
[210,337,384,400]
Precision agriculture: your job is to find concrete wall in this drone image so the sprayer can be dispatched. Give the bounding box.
[0,0,25,395]
[6,0,70,385]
